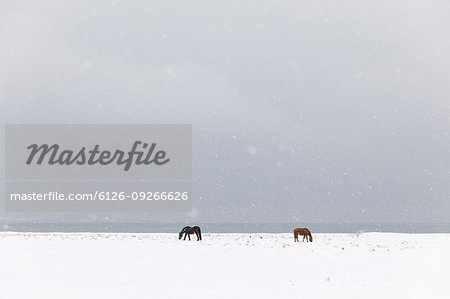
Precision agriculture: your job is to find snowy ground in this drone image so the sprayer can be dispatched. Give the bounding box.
[0,232,448,299]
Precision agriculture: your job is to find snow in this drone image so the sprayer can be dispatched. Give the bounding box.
[0,232,448,298]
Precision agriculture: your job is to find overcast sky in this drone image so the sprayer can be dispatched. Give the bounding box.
[0,0,449,223]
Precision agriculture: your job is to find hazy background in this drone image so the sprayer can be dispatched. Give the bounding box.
[0,0,449,225]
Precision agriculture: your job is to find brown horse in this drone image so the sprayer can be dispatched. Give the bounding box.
[294,228,313,242]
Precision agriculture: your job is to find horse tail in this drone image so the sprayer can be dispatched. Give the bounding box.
[198,227,202,240]
[309,233,313,242]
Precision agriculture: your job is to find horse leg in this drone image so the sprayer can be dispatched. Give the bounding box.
[188,234,191,241]
[183,233,187,240]
[294,233,297,242]
[195,232,199,241]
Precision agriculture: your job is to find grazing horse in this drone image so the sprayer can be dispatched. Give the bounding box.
[294,228,313,242]
[179,226,202,241]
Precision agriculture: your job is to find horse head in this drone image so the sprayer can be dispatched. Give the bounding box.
[179,226,190,240]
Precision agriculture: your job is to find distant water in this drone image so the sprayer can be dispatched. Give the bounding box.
[1,223,450,233]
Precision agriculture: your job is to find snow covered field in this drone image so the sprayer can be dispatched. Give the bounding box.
[0,232,448,299]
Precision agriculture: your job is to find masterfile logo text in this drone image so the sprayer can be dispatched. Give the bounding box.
[4,124,192,213]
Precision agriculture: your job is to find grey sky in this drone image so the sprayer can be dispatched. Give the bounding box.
[0,1,449,223]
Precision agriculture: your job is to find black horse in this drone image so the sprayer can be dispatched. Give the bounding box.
[179,226,202,241]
